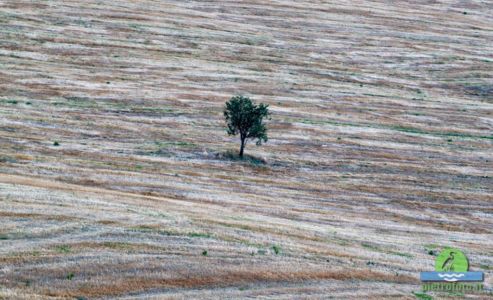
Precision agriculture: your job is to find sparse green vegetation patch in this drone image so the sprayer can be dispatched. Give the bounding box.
[0,156,17,163]
[413,292,433,300]
[297,118,493,140]
[271,245,281,255]
[4,100,18,105]
[188,232,213,239]
[54,245,72,254]
[361,242,381,252]
[388,250,413,258]
[219,150,267,166]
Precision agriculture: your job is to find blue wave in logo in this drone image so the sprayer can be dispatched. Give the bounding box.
[438,273,465,282]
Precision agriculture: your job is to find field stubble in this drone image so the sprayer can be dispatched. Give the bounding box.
[0,0,492,299]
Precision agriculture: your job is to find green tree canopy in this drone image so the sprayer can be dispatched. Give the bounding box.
[224,95,270,158]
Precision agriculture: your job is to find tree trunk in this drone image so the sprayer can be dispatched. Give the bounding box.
[239,137,245,158]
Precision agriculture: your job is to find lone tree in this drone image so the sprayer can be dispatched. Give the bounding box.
[224,95,270,158]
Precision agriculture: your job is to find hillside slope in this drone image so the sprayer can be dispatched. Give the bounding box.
[0,0,492,299]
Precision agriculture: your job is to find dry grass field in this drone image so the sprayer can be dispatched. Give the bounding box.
[0,0,492,299]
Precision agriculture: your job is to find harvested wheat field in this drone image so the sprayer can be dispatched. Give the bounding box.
[0,0,492,299]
